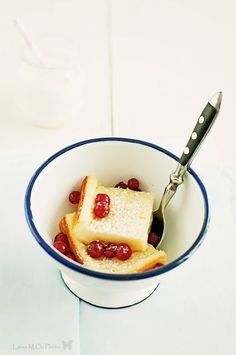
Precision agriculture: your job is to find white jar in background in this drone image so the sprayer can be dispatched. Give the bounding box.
[16,34,84,128]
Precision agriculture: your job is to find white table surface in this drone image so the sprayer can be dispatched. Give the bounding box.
[1,1,236,355]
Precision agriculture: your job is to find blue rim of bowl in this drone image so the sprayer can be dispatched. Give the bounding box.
[25,137,209,281]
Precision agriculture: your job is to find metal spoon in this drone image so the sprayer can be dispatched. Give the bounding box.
[152,92,223,248]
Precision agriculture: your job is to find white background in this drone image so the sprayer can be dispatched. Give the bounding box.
[0,0,235,164]
[0,1,236,355]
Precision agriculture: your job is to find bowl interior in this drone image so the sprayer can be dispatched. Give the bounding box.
[29,140,207,266]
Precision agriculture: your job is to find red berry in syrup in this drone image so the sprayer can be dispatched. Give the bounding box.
[148,232,160,248]
[115,181,128,189]
[94,202,110,218]
[104,243,117,258]
[54,232,68,244]
[128,178,139,191]
[53,241,70,255]
[87,241,104,258]
[101,241,109,248]
[69,190,81,204]
[116,243,132,261]
[95,193,110,205]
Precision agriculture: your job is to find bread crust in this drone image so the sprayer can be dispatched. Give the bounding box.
[59,216,84,264]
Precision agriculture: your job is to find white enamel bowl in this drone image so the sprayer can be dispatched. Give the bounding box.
[25,138,209,308]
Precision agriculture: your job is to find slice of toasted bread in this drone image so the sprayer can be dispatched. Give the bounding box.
[60,213,167,274]
[71,176,154,251]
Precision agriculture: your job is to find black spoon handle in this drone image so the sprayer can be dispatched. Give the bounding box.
[158,92,223,210]
[179,94,221,168]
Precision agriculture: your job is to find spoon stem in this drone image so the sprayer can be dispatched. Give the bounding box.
[156,92,222,213]
[154,163,186,217]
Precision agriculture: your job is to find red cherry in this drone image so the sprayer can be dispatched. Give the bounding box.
[115,181,128,189]
[53,241,69,255]
[54,232,68,244]
[95,193,110,205]
[116,243,132,261]
[148,232,160,248]
[94,202,110,218]
[103,243,117,258]
[69,190,81,204]
[128,178,139,191]
[66,252,76,261]
[87,241,104,258]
